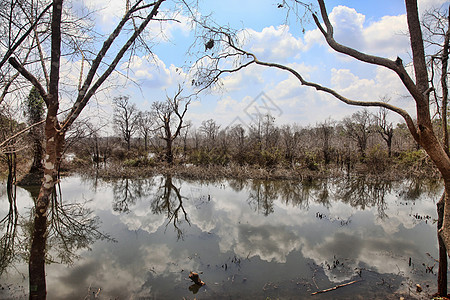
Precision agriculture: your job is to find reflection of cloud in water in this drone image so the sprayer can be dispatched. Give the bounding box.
[374,194,437,234]
[47,241,198,299]
[301,230,422,283]
[3,176,440,298]
[235,224,303,263]
[185,180,438,286]
[140,244,196,277]
[188,185,310,263]
[118,200,166,233]
[326,201,356,220]
[186,199,216,232]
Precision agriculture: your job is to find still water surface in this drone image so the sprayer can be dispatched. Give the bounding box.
[0,175,445,299]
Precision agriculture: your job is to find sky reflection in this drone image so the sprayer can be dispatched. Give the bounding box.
[0,175,444,299]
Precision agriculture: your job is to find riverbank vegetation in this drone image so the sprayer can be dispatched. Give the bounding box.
[2,107,439,182]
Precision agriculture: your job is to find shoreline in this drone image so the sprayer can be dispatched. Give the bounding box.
[67,161,441,183]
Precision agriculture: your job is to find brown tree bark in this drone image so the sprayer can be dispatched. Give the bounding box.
[437,192,448,297]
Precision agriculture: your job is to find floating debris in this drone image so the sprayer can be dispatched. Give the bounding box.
[189,271,205,286]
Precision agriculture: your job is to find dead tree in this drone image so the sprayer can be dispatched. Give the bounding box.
[152,87,190,165]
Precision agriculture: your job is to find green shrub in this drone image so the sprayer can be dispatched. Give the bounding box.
[396,150,426,167]
[260,148,282,168]
[123,157,155,167]
[302,151,319,171]
[365,145,389,172]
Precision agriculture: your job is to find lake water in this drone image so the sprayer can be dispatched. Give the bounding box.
[0,175,445,299]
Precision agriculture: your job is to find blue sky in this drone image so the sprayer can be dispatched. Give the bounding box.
[74,0,449,131]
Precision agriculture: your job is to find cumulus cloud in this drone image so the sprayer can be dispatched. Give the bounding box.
[243,25,304,62]
[124,54,187,89]
[329,6,366,50]
[75,0,191,40]
[304,5,410,58]
[142,10,192,42]
[219,64,264,92]
[330,67,409,105]
[363,15,409,58]
[78,0,125,28]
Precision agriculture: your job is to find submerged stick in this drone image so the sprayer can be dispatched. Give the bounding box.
[311,280,361,295]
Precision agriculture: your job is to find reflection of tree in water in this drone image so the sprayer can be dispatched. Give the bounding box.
[151,175,190,239]
[247,180,277,216]
[397,177,442,201]
[246,178,333,215]
[0,176,111,284]
[0,171,19,275]
[292,178,332,207]
[44,185,113,264]
[112,178,154,212]
[228,178,246,192]
[334,176,391,218]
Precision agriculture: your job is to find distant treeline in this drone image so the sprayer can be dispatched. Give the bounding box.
[66,108,439,178]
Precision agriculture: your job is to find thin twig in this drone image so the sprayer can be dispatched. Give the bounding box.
[311,280,361,295]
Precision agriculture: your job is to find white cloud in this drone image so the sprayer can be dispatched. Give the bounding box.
[305,5,410,58]
[219,64,264,91]
[363,15,409,58]
[304,28,324,49]
[75,0,191,40]
[330,67,409,103]
[329,6,365,50]
[124,54,187,89]
[77,0,126,29]
[331,68,375,93]
[142,10,192,42]
[243,25,304,62]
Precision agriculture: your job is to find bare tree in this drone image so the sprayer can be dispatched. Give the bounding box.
[180,120,192,159]
[199,118,220,150]
[152,87,190,164]
[342,110,372,159]
[374,107,394,157]
[422,6,450,295]
[113,96,139,151]
[137,110,153,152]
[0,1,52,70]
[280,124,299,165]
[316,120,334,164]
[228,124,247,165]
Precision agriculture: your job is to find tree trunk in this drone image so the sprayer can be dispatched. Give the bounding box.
[29,113,65,299]
[28,195,48,300]
[387,137,392,158]
[29,124,65,299]
[29,0,64,297]
[437,192,448,297]
[166,138,173,164]
[144,133,148,152]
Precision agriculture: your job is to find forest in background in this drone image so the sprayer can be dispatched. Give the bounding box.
[0,93,438,181]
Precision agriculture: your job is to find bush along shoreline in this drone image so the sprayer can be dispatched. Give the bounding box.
[60,147,439,182]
